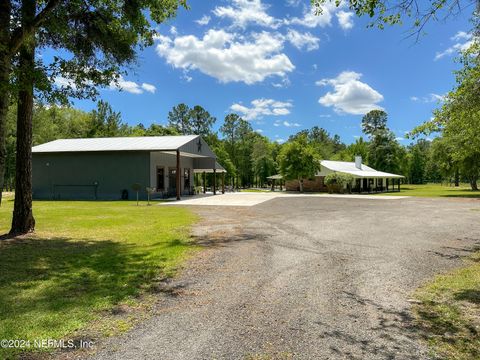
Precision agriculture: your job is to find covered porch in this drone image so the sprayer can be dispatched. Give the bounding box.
[351,176,404,193]
[148,136,225,200]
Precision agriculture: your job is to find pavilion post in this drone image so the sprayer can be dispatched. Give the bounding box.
[386,178,389,192]
[203,171,206,194]
[398,178,400,192]
[222,172,225,194]
[213,168,217,195]
[280,180,283,191]
[176,149,181,200]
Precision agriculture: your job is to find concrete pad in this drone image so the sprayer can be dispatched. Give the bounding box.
[160,192,408,207]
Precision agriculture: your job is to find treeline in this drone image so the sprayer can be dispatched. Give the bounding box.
[3,101,470,192]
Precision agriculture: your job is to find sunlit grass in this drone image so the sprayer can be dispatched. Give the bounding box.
[0,194,197,358]
[377,183,480,198]
[413,252,480,359]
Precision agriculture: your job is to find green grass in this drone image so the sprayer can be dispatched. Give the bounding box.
[413,252,480,359]
[240,188,273,193]
[0,194,197,358]
[377,183,480,198]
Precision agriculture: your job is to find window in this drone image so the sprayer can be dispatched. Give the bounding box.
[157,167,165,190]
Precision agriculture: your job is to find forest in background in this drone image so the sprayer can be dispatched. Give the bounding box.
[2,101,458,191]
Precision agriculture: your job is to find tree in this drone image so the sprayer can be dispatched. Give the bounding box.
[220,114,241,188]
[278,135,320,193]
[368,129,404,174]
[407,139,431,184]
[361,110,388,136]
[168,103,191,135]
[311,0,474,35]
[4,0,186,235]
[188,105,216,137]
[251,136,275,187]
[89,101,127,138]
[333,137,369,163]
[411,42,480,190]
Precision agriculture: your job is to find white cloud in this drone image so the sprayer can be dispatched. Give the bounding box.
[317,71,384,115]
[435,31,474,60]
[451,31,471,41]
[54,76,77,90]
[111,76,156,94]
[410,93,444,103]
[54,75,155,95]
[282,120,300,127]
[272,77,291,88]
[255,128,264,133]
[336,10,354,30]
[273,119,300,127]
[230,98,293,120]
[285,2,344,28]
[286,0,301,6]
[141,83,156,93]
[155,29,294,84]
[196,15,211,26]
[285,29,320,51]
[213,0,280,29]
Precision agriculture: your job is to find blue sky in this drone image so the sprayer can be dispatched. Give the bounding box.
[63,0,473,144]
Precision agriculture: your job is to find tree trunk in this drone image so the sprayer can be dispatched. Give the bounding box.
[0,0,12,207]
[10,0,36,235]
[454,168,460,187]
[471,178,478,191]
[299,179,304,193]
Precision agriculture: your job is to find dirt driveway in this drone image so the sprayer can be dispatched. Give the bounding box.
[91,196,480,360]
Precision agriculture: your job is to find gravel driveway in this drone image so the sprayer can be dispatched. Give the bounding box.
[90,196,480,360]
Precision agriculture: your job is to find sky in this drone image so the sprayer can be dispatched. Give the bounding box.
[58,0,474,144]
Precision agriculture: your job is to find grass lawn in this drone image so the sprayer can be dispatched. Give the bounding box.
[413,252,480,359]
[0,194,197,359]
[240,188,274,193]
[377,183,480,198]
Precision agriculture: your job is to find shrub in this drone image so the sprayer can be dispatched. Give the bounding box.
[324,173,355,193]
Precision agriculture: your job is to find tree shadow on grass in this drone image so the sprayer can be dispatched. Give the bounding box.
[0,235,178,343]
[454,289,480,304]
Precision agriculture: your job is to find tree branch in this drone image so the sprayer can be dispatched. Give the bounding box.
[8,0,62,55]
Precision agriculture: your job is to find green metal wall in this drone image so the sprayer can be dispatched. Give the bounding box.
[32,151,150,200]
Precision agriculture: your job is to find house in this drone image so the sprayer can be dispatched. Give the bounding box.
[285,156,404,193]
[32,135,225,200]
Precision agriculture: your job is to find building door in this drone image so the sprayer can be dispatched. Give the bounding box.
[168,168,177,196]
[157,167,165,191]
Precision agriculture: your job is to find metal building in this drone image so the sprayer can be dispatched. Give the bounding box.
[32,135,225,200]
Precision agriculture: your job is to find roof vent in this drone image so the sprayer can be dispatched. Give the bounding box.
[355,156,362,170]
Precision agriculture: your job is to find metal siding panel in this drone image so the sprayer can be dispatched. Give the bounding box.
[32,152,150,200]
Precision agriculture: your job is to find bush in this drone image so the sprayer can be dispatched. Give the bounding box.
[324,173,355,193]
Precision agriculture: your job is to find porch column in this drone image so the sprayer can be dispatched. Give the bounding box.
[203,172,206,194]
[222,172,225,194]
[176,149,181,200]
[213,168,217,195]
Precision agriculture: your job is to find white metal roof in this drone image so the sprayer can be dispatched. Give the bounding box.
[32,135,200,153]
[320,160,404,178]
